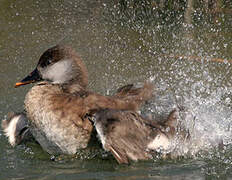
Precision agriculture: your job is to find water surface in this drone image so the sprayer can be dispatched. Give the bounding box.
[0,0,232,179]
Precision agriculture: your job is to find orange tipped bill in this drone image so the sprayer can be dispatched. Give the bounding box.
[15,81,35,88]
[14,68,42,88]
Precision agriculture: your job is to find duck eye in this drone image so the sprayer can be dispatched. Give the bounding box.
[38,51,53,68]
[48,59,52,64]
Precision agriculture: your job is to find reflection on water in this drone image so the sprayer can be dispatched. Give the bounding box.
[0,0,232,179]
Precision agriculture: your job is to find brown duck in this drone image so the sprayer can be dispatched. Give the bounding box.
[92,109,190,164]
[2,45,153,155]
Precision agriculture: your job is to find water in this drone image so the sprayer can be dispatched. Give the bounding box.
[0,0,232,179]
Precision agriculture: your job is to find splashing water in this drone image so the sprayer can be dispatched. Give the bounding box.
[182,86,232,153]
[146,78,232,158]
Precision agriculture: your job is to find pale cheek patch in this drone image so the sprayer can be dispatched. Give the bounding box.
[3,116,21,146]
[41,59,73,84]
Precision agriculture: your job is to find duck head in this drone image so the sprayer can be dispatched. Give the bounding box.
[15,45,88,91]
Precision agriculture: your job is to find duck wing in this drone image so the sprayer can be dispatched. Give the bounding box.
[108,145,129,164]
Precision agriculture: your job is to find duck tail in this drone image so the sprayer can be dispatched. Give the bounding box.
[1,112,31,146]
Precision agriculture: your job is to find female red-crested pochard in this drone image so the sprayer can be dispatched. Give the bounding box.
[2,45,153,155]
[92,109,190,164]
[1,112,32,146]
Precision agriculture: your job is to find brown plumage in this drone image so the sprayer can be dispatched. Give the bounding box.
[9,45,154,154]
[93,109,190,164]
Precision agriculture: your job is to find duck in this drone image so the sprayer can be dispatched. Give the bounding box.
[1,112,32,146]
[2,45,154,155]
[92,108,190,164]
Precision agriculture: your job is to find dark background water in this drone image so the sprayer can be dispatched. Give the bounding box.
[0,0,232,179]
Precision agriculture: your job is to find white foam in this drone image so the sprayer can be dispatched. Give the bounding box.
[146,79,232,157]
[147,133,171,151]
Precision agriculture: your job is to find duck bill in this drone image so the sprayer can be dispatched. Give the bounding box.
[15,69,42,88]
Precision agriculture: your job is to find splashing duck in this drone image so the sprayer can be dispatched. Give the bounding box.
[92,108,190,164]
[2,45,153,155]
